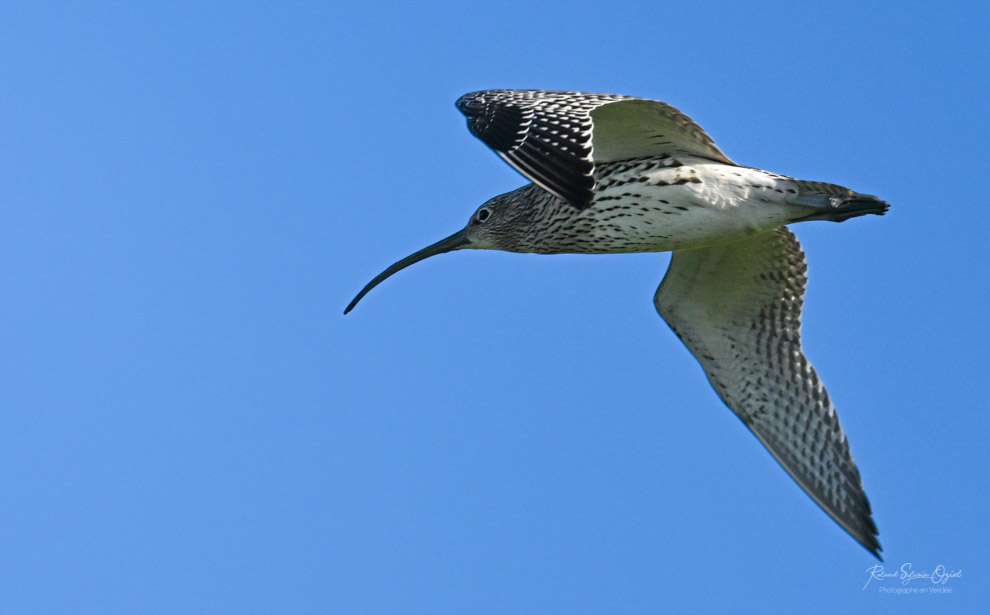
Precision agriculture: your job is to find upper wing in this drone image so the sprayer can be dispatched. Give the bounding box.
[654,227,881,558]
[455,90,735,209]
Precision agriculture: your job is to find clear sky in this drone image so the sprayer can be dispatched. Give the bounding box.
[1,2,986,613]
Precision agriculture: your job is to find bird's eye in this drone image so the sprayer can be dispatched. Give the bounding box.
[476,208,492,222]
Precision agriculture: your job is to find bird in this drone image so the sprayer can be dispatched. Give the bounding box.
[345,89,887,559]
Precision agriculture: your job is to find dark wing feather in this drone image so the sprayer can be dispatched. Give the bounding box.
[456,89,735,209]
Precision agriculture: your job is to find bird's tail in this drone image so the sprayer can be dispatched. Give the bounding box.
[791,181,890,223]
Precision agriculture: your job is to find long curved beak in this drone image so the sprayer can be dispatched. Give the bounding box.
[344,229,472,314]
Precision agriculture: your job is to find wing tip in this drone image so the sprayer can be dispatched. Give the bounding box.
[736,414,884,560]
[845,523,883,561]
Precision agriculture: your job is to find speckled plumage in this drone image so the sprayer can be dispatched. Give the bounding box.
[347,90,889,559]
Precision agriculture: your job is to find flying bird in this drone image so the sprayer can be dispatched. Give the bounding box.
[346,90,886,558]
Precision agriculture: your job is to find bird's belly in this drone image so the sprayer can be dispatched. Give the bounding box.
[581,163,800,253]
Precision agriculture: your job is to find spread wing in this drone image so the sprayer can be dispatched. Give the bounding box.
[654,227,881,558]
[455,89,735,209]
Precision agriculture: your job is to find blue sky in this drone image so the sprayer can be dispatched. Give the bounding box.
[1,2,986,613]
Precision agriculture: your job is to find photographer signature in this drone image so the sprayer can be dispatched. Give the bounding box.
[863,563,962,589]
